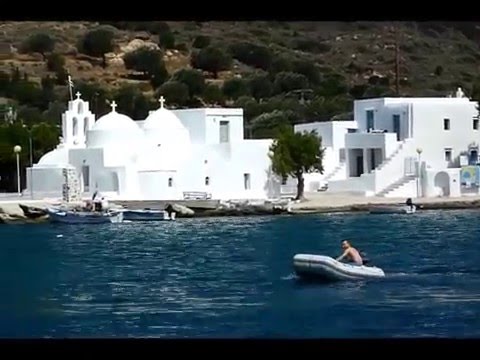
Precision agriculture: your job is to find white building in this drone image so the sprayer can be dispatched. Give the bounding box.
[294,120,357,191]
[26,93,282,201]
[296,88,480,198]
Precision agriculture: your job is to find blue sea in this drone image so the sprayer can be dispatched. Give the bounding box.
[1,209,480,338]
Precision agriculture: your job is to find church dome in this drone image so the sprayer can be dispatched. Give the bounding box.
[38,147,69,166]
[143,96,190,147]
[87,100,144,149]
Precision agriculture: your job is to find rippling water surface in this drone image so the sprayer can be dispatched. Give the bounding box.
[1,209,480,338]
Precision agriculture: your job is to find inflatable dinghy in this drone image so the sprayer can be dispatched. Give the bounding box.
[369,205,416,214]
[293,254,385,282]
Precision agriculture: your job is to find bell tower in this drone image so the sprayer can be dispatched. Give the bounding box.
[61,92,95,148]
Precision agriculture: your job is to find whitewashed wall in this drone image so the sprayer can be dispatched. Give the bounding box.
[172,109,207,144]
[354,99,411,140]
[423,168,461,197]
[412,102,479,170]
[138,170,180,200]
[206,113,244,145]
[26,167,65,199]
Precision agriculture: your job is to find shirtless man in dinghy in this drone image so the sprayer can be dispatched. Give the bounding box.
[336,240,363,265]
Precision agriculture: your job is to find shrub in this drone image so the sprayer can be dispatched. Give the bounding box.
[222,78,250,100]
[192,35,211,49]
[46,53,65,72]
[190,46,232,78]
[80,27,115,67]
[156,81,189,107]
[273,72,309,94]
[21,33,55,60]
[172,69,206,97]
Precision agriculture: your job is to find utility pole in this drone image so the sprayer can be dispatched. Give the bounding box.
[394,23,400,96]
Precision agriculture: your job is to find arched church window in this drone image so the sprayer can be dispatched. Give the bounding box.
[78,101,83,114]
[168,177,173,187]
[72,117,78,137]
[84,117,89,134]
[205,176,210,186]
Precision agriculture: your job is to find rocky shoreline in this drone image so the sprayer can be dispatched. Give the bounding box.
[0,199,293,224]
[2,197,480,224]
[289,198,480,214]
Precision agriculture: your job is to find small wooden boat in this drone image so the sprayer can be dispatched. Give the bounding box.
[46,207,124,224]
[121,209,176,221]
[369,205,416,214]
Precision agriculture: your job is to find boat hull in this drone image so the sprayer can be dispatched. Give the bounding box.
[369,205,416,214]
[47,208,124,224]
[293,254,385,282]
[121,209,175,221]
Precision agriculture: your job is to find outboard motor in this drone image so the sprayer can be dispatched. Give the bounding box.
[360,251,371,266]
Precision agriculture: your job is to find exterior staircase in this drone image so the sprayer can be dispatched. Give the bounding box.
[375,140,408,172]
[324,162,346,182]
[376,175,416,197]
[359,138,416,196]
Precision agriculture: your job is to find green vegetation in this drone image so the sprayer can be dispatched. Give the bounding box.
[1,21,480,192]
[269,126,324,200]
[79,27,115,68]
[21,33,55,60]
[191,46,232,78]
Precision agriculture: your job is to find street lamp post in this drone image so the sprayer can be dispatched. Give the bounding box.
[22,125,34,199]
[13,145,22,196]
[416,147,423,198]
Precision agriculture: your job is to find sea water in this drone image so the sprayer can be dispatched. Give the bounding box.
[1,209,479,338]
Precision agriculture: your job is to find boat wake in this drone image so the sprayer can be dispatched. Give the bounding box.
[281,273,298,281]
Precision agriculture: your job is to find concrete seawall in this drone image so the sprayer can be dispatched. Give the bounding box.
[114,199,220,210]
[0,197,287,223]
[2,192,480,224]
[289,192,480,214]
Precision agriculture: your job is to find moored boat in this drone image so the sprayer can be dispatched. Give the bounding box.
[46,207,124,224]
[369,205,416,214]
[120,209,176,221]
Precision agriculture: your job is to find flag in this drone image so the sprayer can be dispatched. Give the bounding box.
[68,75,74,88]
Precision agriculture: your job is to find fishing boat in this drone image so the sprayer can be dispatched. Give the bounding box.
[293,254,385,282]
[369,205,416,214]
[46,207,124,224]
[120,209,176,221]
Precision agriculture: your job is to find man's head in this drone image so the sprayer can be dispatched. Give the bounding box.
[341,240,351,249]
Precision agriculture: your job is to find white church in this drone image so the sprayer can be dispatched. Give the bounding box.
[295,87,480,198]
[25,93,282,201]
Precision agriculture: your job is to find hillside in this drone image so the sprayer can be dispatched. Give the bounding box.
[2,21,480,124]
[1,21,480,192]
[2,22,480,88]
[2,21,480,102]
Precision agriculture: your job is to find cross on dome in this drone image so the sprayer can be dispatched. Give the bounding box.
[159,96,165,109]
[110,100,117,112]
[75,91,81,100]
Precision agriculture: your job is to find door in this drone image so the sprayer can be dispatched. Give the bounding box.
[81,165,90,192]
[393,114,400,141]
[356,155,364,177]
[469,150,478,165]
[370,149,376,171]
[366,110,374,131]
